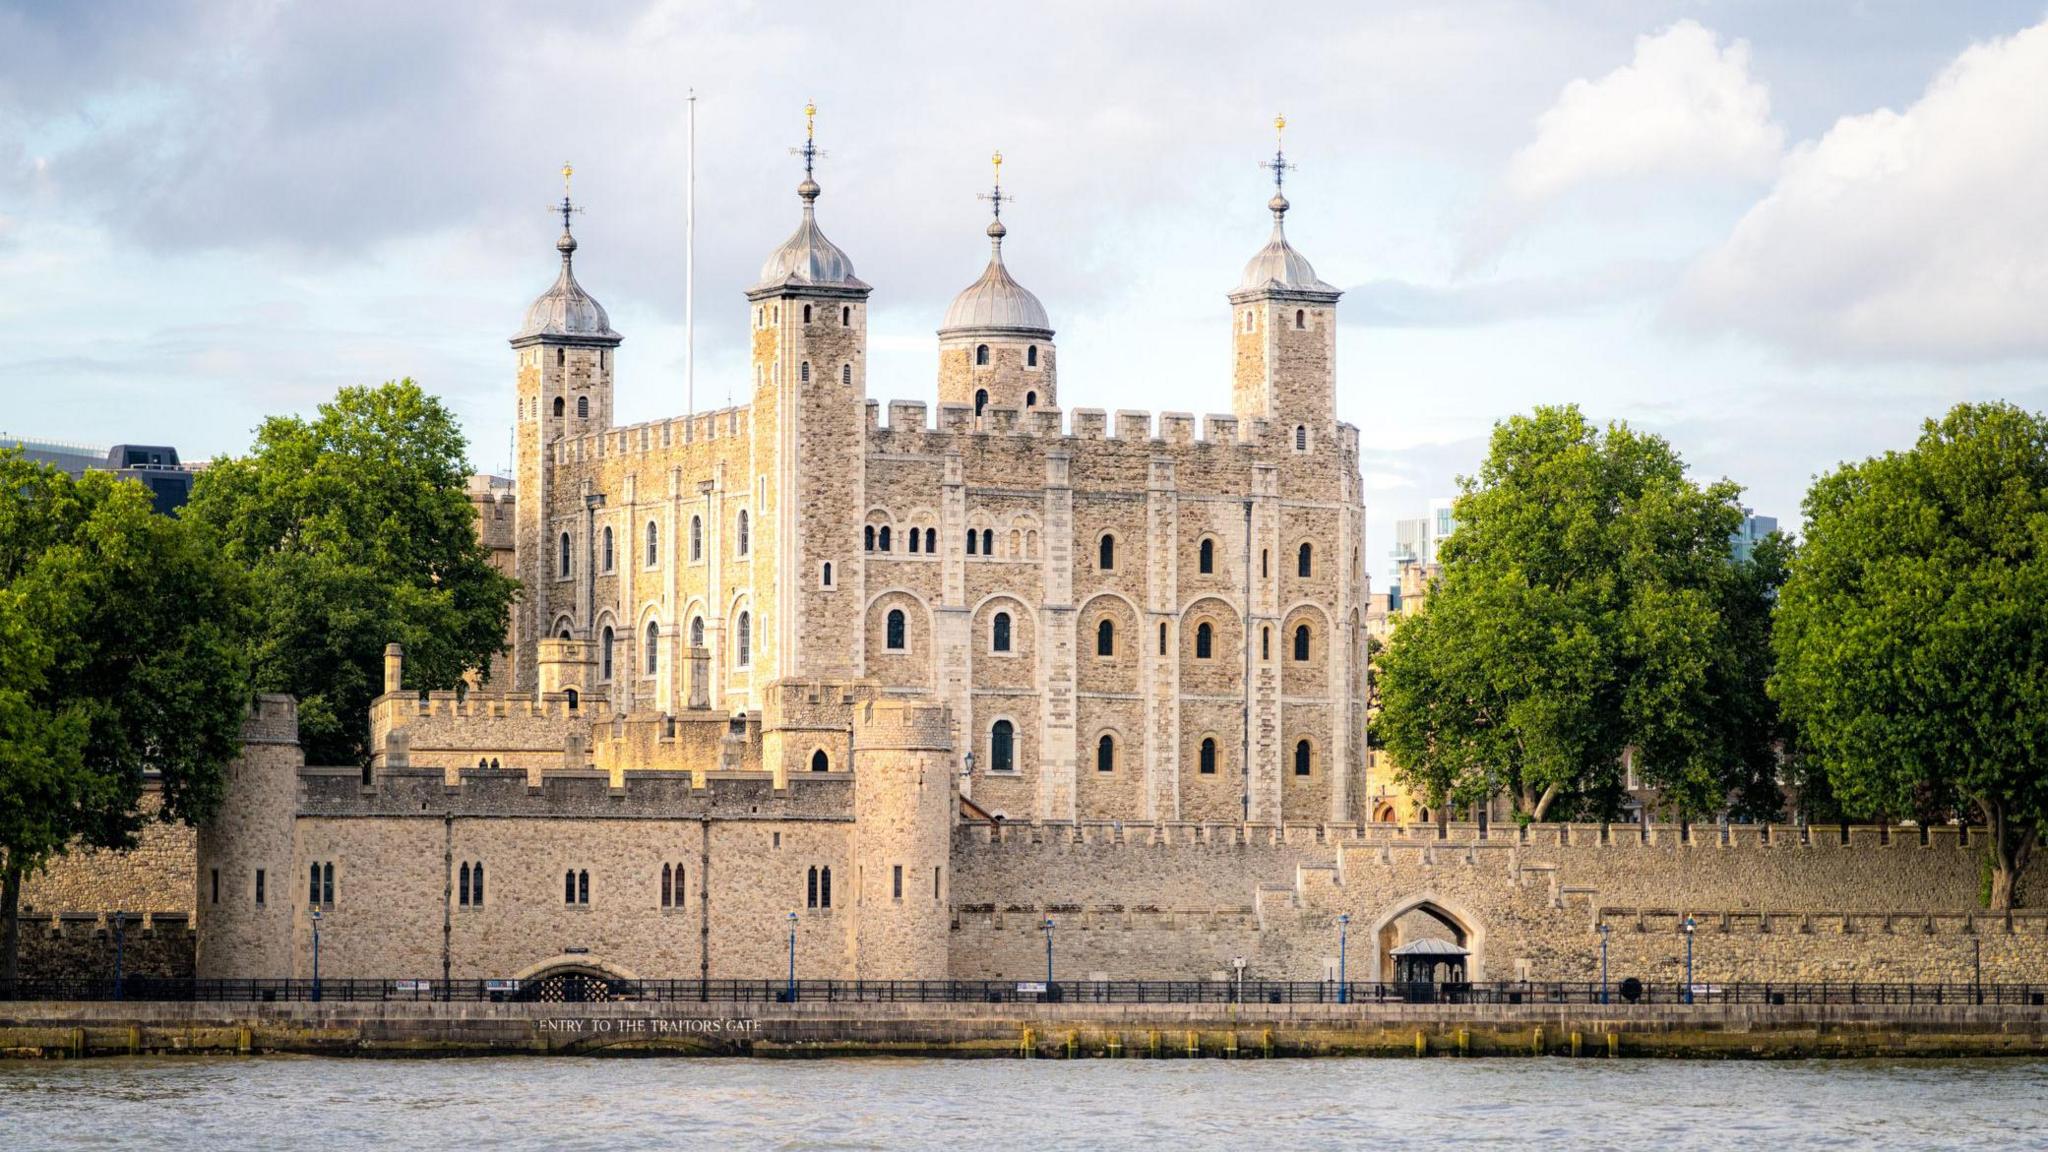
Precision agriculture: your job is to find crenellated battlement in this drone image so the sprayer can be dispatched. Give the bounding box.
[550,403,754,467]
[864,395,1354,456]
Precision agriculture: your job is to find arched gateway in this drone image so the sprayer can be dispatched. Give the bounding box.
[511,955,640,1003]
[1366,892,1484,985]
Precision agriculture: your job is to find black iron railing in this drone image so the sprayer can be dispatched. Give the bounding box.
[3,977,2046,1007]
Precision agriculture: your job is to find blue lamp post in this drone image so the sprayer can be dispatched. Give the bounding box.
[786,911,799,1002]
[1042,917,1056,989]
[1337,914,1351,1004]
[1598,922,1611,1005]
[310,907,323,1003]
[113,910,126,1001]
[1682,916,1697,1005]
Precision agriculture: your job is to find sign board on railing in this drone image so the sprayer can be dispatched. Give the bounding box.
[391,980,432,993]
[1016,982,1046,994]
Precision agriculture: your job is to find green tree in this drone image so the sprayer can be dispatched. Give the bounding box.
[1375,405,1782,822]
[1772,402,2048,910]
[185,380,518,765]
[0,451,250,983]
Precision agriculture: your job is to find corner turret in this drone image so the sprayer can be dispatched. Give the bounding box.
[938,151,1056,415]
[1229,117,1340,444]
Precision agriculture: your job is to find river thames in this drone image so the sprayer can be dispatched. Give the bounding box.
[3,1057,2044,1150]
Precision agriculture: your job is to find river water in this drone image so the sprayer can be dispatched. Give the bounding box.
[2,1057,2043,1150]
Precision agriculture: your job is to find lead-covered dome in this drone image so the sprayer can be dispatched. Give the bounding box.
[1236,192,1338,297]
[513,220,622,345]
[941,219,1052,334]
[753,177,869,293]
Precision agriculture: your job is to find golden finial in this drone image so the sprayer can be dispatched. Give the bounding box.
[804,101,817,140]
[992,149,1003,181]
[561,162,573,197]
[1274,114,1287,144]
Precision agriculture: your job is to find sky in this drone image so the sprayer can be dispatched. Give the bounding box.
[4,1,2046,586]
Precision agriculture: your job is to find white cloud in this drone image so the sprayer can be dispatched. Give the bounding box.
[1678,19,2048,360]
[1505,21,1782,203]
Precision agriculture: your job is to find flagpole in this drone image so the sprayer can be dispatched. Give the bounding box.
[686,88,697,415]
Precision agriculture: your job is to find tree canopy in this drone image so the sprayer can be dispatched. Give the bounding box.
[185,380,518,766]
[0,450,250,982]
[1375,405,1783,822]
[1772,402,2048,910]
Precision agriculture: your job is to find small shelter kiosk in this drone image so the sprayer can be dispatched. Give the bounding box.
[1390,938,1471,1002]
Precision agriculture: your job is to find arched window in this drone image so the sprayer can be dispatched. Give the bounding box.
[459,862,471,906]
[1295,308,1305,330]
[646,521,659,566]
[1261,549,1269,577]
[802,304,812,324]
[800,361,811,383]
[992,612,1012,652]
[1294,624,1311,661]
[1198,538,1214,574]
[982,528,994,555]
[865,525,876,552]
[820,866,832,908]
[671,864,683,904]
[1298,542,1313,577]
[1295,424,1308,451]
[1158,621,1168,655]
[472,861,483,904]
[975,344,990,366]
[908,526,921,554]
[1027,345,1039,367]
[737,510,750,555]
[966,529,978,556]
[1098,534,1116,570]
[564,870,576,904]
[807,866,819,909]
[1200,737,1217,775]
[600,626,614,680]
[645,621,660,674]
[553,396,565,418]
[879,525,892,552]
[577,395,589,418]
[602,526,614,571]
[811,749,829,773]
[559,532,571,577]
[690,515,703,561]
[662,863,673,907]
[990,719,1015,772]
[822,562,833,587]
[690,616,704,648]
[1294,740,1312,776]
[974,388,988,415]
[558,348,566,366]
[1195,622,1214,659]
[1262,626,1271,660]
[1097,733,1115,773]
[841,363,852,385]
[567,685,580,714]
[737,611,752,665]
[925,528,936,553]
[578,869,590,904]
[1096,618,1115,656]
[1025,391,1037,407]
[841,306,851,326]
[886,608,907,651]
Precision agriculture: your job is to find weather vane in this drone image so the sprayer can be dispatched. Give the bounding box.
[790,100,827,178]
[977,150,1010,219]
[1259,114,1295,194]
[555,162,583,231]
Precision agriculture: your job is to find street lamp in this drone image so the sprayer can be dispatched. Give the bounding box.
[786,911,799,1003]
[113,910,126,1001]
[1598,922,1611,1005]
[1337,914,1351,1004]
[310,908,323,1003]
[1682,916,1697,1005]
[1042,917,1056,989]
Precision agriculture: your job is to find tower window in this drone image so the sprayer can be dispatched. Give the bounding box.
[1098,534,1116,571]
[1295,309,1305,329]
[992,612,1011,652]
[1200,738,1217,775]
[866,525,876,552]
[811,749,830,773]
[808,866,819,908]
[821,866,832,907]
[602,526,614,572]
[822,561,833,588]
[966,529,978,556]
[842,363,852,385]
[1294,623,1311,661]
[879,525,892,552]
[646,521,659,566]
[1298,542,1312,577]
[990,719,1015,772]
[1159,621,1168,655]
[1243,310,1254,333]
[886,608,907,651]
[1195,622,1214,659]
[553,396,565,418]
[1096,619,1115,656]
[803,304,812,324]
[841,306,851,326]
[690,515,703,561]
[1025,391,1036,407]
[559,532,571,578]
[1262,626,1270,660]
[1027,345,1039,367]
[1295,425,1308,452]
[1097,733,1115,774]
[975,344,989,366]
[601,625,614,680]
[737,510,750,555]
[557,348,566,367]
[737,611,752,666]
[255,869,265,906]
[460,862,471,906]
[975,388,988,415]
[909,526,921,553]
[645,621,660,675]
[982,528,994,555]
[577,395,589,418]
[801,361,811,383]
[690,616,704,647]
[1199,538,1214,574]
[1294,740,1312,777]
[662,863,674,907]
[925,528,936,553]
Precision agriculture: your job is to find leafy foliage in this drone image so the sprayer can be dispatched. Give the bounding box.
[184,380,517,765]
[1772,402,2048,909]
[1375,405,1783,822]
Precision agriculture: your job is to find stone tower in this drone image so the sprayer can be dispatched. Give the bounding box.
[1229,118,1341,443]
[747,105,872,682]
[937,152,1056,415]
[851,698,956,980]
[510,167,622,690]
[195,696,304,980]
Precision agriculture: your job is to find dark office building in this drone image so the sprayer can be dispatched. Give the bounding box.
[7,438,201,514]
